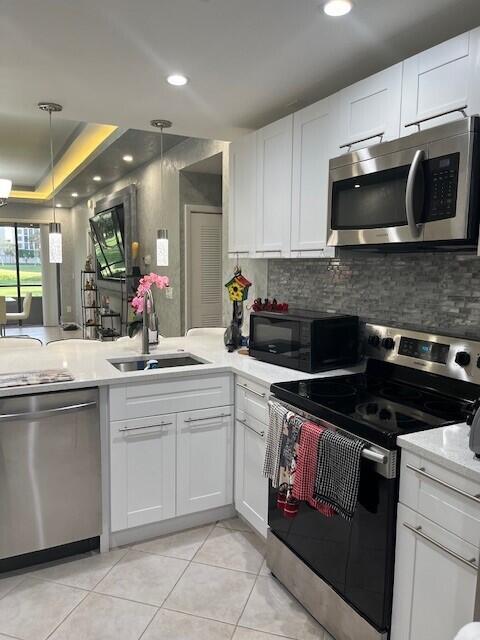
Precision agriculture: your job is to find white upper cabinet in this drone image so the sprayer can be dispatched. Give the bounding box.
[290,98,336,256]
[401,28,480,134]
[228,132,256,256]
[336,63,403,151]
[256,115,293,256]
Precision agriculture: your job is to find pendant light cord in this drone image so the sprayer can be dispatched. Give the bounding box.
[49,109,56,224]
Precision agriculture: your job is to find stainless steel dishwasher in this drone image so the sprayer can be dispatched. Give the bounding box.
[0,388,101,567]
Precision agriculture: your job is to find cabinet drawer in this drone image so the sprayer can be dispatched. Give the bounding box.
[235,376,269,425]
[400,450,480,547]
[110,373,233,421]
[391,503,477,640]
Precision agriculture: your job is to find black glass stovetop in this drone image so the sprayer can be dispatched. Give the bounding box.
[271,360,480,449]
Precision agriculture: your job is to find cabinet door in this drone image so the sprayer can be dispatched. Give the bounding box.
[401,28,480,134]
[337,63,403,151]
[291,99,336,256]
[256,115,293,256]
[110,415,176,532]
[177,407,233,516]
[391,504,478,640]
[234,418,268,538]
[228,132,256,256]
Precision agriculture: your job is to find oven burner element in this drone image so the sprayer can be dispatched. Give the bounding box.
[380,384,422,401]
[312,382,356,398]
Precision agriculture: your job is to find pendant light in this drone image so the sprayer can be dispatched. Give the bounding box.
[150,119,172,267]
[0,179,12,207]
[39,102,63,263]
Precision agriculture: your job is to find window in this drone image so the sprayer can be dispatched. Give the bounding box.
[0,224,43,311]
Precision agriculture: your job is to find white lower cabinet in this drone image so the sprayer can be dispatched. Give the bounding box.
[110,415,177,532]
[109,375,234,532]
[235,417,268,537]
[391,504,477,640]
[391,450,480,640]
[176,407,233,516]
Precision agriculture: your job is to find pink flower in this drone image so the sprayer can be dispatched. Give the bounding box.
[131,273,169,315]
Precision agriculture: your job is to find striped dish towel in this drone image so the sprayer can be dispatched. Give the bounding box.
[264,401,288,488]
[314,430,365,521]
[292,421,336,517]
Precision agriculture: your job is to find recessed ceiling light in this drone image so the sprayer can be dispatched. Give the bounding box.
[166,73,188,86]
[71,192,79,197]
[123,154,133,162]
[323,0,353,16]
[93,175,102,182]
[56,203,62,208]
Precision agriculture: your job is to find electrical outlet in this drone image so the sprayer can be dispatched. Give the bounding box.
[165,287,173,299]
[66,305,72,313]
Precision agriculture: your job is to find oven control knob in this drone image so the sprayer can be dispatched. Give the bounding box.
[368,335,380,348]
[455,351,471,367]
[382,337,395,350]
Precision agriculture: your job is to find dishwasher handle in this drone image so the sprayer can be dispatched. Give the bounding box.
[0,401,97,422]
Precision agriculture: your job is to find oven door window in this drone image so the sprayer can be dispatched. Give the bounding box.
[252,318,300,357]
[331,164,423,230]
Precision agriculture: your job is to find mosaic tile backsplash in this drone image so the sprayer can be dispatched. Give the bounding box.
[267,252,480,337]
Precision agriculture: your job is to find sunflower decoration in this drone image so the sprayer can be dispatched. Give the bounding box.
[225,269,252,302]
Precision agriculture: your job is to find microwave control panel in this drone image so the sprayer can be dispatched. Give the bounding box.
[423,152,459,222]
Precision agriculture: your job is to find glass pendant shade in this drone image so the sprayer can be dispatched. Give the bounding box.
[0,178,12,207]
[49,222,63,263]
[156,229,169,266]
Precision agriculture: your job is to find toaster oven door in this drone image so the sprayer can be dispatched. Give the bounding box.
[249,316,305,369]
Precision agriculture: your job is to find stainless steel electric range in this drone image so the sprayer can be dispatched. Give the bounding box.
[267,323,480,640]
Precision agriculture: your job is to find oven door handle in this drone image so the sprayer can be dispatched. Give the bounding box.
[405,149,425,238]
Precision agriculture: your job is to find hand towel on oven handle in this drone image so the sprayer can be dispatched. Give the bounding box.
[314,429,365,521]
[292,421,336,517]
[264,401,288,488]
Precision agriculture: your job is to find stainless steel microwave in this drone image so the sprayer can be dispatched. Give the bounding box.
[327,116,480,249]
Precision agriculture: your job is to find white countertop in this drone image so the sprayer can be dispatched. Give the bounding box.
[398,423,480,481]
[0,334,363,398]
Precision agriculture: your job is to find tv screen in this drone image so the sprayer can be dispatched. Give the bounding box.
[90,205,126,279]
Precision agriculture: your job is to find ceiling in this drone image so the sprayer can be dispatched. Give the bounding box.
[0,113,82,189]
[2,1,480,142]
[55,128,187,207]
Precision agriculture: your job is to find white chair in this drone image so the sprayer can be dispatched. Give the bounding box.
[0,336,42,348]
[186,327,226,337]
[6,292,32,324]
[0,296,5,336]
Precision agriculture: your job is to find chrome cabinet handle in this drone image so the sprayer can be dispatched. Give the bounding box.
[237,417,264,438]
[404,105,468,130]
[339,131,384,150]
[405,149,425,238]
[119,421,172,432]
[0,401,97,422]
[406,464,480,504]
[403,522,478,570]
[184,412,231,423]
[238,383,266,399]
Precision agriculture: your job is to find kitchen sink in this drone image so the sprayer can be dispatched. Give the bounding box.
[109,354,208,372]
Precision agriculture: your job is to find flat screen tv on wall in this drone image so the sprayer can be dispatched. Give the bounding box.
[89,205,126,280]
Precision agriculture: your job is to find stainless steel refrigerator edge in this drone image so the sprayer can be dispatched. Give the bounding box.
[0,388,102,560]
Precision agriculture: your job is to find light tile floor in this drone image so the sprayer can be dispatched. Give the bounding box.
[0,517,334,640]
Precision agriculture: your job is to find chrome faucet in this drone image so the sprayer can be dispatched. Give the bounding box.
[142,288,158,354]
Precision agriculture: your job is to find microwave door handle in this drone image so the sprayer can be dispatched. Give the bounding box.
[406,149,425,238]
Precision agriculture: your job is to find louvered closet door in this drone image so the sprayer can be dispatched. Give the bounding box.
[187,209,223,330]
